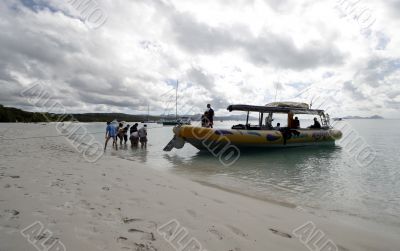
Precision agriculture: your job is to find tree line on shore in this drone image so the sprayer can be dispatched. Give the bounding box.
[0,105,161,123]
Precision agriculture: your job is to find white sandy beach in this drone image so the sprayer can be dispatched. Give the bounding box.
[0,123,399,251]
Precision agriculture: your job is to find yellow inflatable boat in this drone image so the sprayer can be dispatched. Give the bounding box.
[164,102,342,151]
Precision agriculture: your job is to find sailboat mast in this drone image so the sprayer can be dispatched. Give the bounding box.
[147,104,149,121]
[176,80,178,120]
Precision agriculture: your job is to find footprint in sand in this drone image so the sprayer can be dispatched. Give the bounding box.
[74,226,101,244]
[32,210,47,218]
[227,225,247,238]
[337,245,350,251]
[269,228,292,238]
[6,209,18,215]
[4,209,20,220]
[116,236,157,251]
[134,242,158,251]
[117,236,128,242]
[123,218,157,242]
[128,229,156,241]
[122,217,142,224]
[208,226,224,240]
[212,199,224,204]
[186,209,197,218]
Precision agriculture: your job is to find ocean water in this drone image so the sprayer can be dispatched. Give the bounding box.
[83,120,400,229]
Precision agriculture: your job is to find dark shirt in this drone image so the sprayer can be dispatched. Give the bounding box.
[130,125,138,134]
[123,126,129,135]
[312,120,321,129]
[207,108,214,121]
[293,119,300,129]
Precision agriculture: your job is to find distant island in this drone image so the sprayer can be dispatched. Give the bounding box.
[342,115,384,120]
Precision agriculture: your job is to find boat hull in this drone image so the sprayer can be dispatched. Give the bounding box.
[173,126,342,151]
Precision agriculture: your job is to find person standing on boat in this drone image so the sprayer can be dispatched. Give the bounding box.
[206,104,214,128]
[104,121,118,150]
[138,124,148,149]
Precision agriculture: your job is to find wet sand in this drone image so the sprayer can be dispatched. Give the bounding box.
[0,123,399,251]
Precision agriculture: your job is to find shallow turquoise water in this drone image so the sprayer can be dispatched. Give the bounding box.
[84,120,400,229]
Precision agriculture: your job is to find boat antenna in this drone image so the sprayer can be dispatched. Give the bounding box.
[273,82,282,102]
[176,80,178,120]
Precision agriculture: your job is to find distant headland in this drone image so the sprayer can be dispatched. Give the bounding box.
[342,115,384,119]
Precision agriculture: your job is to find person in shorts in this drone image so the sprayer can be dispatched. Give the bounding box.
[123,124,130,145]
[117,122,124,146]
[130,130,139,148]
[138,124,148,149]
[104,122,117,150]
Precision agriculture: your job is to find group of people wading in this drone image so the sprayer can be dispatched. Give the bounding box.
[104,104,216,150]
[104,122,147,150]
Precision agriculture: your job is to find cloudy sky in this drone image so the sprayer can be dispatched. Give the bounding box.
[1,0,400,117]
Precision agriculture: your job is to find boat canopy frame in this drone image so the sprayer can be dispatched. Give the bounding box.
[227,104,324,115]
[227,104,331,128]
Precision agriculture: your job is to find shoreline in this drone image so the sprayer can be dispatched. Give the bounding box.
[187,175,400,234]
[1,123,400,250]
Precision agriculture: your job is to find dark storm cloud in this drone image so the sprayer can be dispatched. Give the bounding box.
[242,33,344,69]
[186,67,215,90]
[169,12,239,53]
[0,81,25,103]
[19,0,60,13]
[355,57,400,87]
[0,1,161,113]
[76,91,141,108]
[342,81,366,100]
[164,3,345,70]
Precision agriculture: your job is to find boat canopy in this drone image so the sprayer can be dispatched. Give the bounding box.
[266,102,309,109]
[227,104,324,115]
